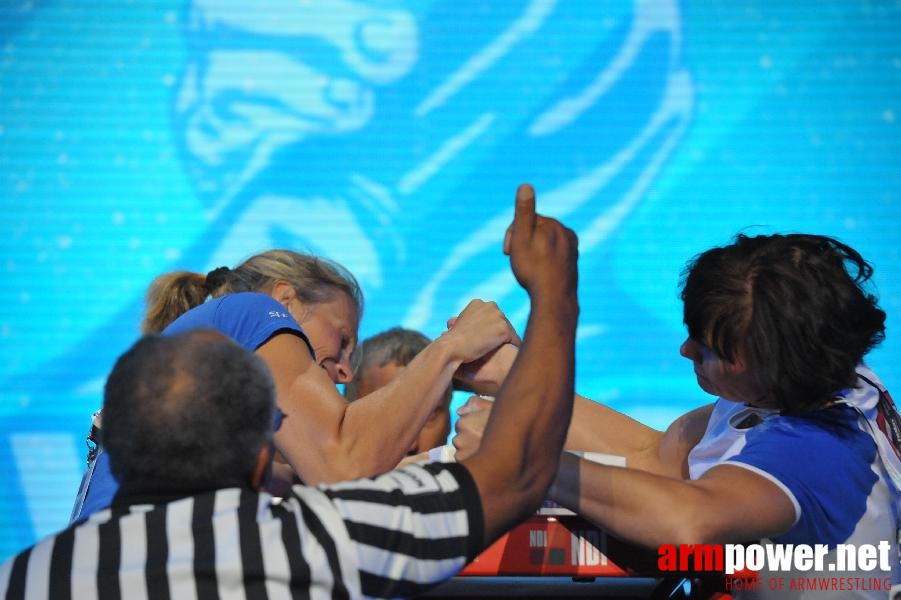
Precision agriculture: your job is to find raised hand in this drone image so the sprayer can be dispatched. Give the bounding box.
[458,184,579,544]
[503,183,578,299]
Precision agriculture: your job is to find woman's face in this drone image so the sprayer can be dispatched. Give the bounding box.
[289,291,359,384]
[679,337,765,406]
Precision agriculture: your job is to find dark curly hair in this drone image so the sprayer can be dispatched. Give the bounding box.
[680,233,886,413]
[102,329,276,492]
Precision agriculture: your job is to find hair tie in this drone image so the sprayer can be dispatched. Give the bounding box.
[204,266,230,294]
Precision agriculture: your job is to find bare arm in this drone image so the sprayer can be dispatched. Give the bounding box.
[549,454,796,547]
[454,389,713,478]
[257,299,517,485]
[564,394,664,463]
[460,183,580,545]
[455,364,666,458]
[567,400,713,477]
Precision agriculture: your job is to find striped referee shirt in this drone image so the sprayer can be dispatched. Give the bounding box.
[0,461,484,600]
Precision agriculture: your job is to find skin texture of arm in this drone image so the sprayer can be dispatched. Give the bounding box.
[566,400,714,477]
[257,299,517,485]
[549,452,796,548]
[459,183,580,545]
[454,389,714,478]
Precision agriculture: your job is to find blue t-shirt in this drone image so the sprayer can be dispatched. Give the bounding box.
[70,292,310,523]
[163,292,312,355]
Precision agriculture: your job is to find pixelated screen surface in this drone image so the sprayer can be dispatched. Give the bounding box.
[1,0,899,559]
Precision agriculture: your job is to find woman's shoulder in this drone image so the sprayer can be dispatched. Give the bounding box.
[164,292,304,352]
[211,293,302,338]
[214,292,283,310]
[749,404,877,461]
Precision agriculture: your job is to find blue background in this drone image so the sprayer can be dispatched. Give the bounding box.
[1,0,899,560]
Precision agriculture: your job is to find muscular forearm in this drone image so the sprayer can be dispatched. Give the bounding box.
[264,333,461,484]
[550,452,695,548]
[459,352,688,478]
[458,182,583,545]
[466,293,579,542]
[268,296,518,484]
[549,453,795,548]
[565,395,665,467]
[336,337,462,476]
[565,398,711,478]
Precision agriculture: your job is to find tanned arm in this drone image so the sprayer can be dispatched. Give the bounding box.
[257,298,519,485]
[454,378,713,478]
[549,455,795,548]
[460,183,580,544]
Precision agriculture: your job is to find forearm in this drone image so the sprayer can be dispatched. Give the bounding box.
[328,298,518,479]
[550,452,692,548]
[565,399,713,479]
[456,351,673,474]
[467,293,579,541]
[549,454,793,548]
[263,333,461,483]
[565,394,665,467]
[336,337,461,476]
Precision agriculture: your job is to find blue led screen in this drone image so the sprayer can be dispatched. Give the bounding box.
[1,0,899,559]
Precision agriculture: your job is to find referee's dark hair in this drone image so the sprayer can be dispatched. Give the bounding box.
[102,329,276,493]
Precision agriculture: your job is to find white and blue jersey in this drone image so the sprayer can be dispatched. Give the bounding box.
[689,367,901,598]
[729,403,882,547]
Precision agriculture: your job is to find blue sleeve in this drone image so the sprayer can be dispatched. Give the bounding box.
[69,448,117,523]
[727,407,879,547]
[163,292,314,357]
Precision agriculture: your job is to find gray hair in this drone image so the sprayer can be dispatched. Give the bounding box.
[344,327,432,401]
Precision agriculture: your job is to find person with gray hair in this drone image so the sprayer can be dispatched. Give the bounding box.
[2,184,581,599]
[345,327,453,458]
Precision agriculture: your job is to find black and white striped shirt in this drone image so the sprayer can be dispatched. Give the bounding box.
[0,462,484,600]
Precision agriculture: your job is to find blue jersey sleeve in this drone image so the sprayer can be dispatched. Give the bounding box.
[163,292,314,357]
[726,405,879,547]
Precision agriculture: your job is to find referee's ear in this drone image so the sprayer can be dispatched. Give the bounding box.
[251,444,274,491]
